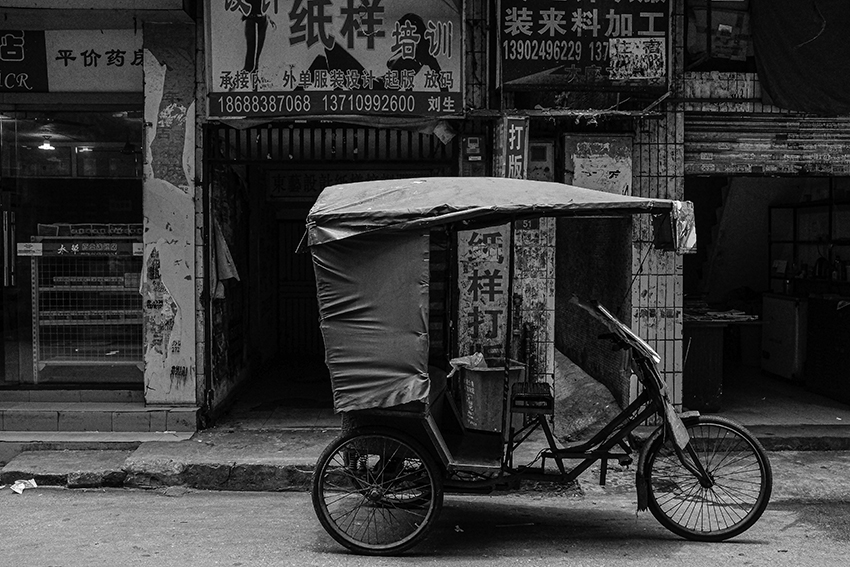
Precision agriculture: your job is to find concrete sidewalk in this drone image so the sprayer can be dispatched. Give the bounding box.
[3,420,850,492]
[0,425,341,491]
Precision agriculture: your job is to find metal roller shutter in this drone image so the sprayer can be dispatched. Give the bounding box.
[685,113,850,176]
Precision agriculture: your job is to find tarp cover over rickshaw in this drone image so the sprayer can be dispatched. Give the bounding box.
[303,177,695,413]
[303,177,691,247]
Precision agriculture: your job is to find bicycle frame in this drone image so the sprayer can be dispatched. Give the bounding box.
[427,306,714,494]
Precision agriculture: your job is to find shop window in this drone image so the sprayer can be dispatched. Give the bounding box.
[1,109,144,385]
[685,0,757,72]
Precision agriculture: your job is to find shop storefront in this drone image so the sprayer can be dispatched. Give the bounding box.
[1,2,200,434]
[2,109,144,386]
[1,29,145,388]
[491,0,682,406]
[681,73,850,411]
[202,0,465,412]
[200,0,687,415]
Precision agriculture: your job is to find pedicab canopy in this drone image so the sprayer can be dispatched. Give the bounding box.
[302,177,696,413]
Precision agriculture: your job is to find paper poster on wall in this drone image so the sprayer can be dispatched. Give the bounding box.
[206,0,463,118]
[564,135,633,195]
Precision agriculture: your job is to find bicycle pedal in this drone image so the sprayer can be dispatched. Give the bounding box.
[618,455,633,467]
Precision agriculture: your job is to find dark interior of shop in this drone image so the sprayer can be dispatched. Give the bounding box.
[684,176,850,424]
[1,110,144,387]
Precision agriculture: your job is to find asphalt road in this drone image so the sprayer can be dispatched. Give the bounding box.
[1,489,848,567]
[2,453,850,567]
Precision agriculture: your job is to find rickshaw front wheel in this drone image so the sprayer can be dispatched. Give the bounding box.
[643,415,772,541]
[311,426,444,555]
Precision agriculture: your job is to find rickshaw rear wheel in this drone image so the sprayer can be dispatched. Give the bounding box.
[311,426,444,555]
[643,415,772,541]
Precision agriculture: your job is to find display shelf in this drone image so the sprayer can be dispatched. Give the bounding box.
[28,235,143,381]
[768,199,850,293]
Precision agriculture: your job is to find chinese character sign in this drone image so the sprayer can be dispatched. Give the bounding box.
[0,29,142,93]
[493,116,528,179]
[0,30,48,92]
[207,0,462,117]
[0,30,143,93]
[505,117,528,179]
[500,0,669,88]
[457,225,510,359]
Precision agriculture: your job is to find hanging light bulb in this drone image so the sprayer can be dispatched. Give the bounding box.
[38,136,55,151]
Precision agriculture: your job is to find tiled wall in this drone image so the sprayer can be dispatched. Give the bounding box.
[632,109,685,407]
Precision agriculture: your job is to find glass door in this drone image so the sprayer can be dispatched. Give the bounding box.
[1,109,143,385]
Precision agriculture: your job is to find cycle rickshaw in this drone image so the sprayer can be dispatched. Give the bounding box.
[300,177,772,555]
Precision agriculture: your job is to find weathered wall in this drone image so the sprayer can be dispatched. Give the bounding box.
[142,23,197,406]
[623,1,687,408]
[555,217,632,405]
[632,110,685,408]
[206,164,250,411]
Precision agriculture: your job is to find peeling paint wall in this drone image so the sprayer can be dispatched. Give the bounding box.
[624,4,686,409]
[143,24,197,406]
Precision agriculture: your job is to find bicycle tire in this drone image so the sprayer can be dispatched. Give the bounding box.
[311,426,444,555]
[643,415,772,541]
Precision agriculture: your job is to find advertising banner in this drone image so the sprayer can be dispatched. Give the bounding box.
[0,29,142,93]
[207,0,463,118]
[500,0,669,89]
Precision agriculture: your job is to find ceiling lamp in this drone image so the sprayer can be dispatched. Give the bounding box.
[38,136,55,151]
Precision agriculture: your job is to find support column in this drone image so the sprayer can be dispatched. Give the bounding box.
[141,23,198,406]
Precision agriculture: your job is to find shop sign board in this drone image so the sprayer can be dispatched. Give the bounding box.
[492,116,529,179]
[16,241,141,257]
[206,0,463,118]
[0,29,143,93]
[500,0,668,89]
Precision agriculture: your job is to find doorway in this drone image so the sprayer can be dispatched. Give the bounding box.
[683,175,850,424]
[205,122,458,413]
[272,209,331,407]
